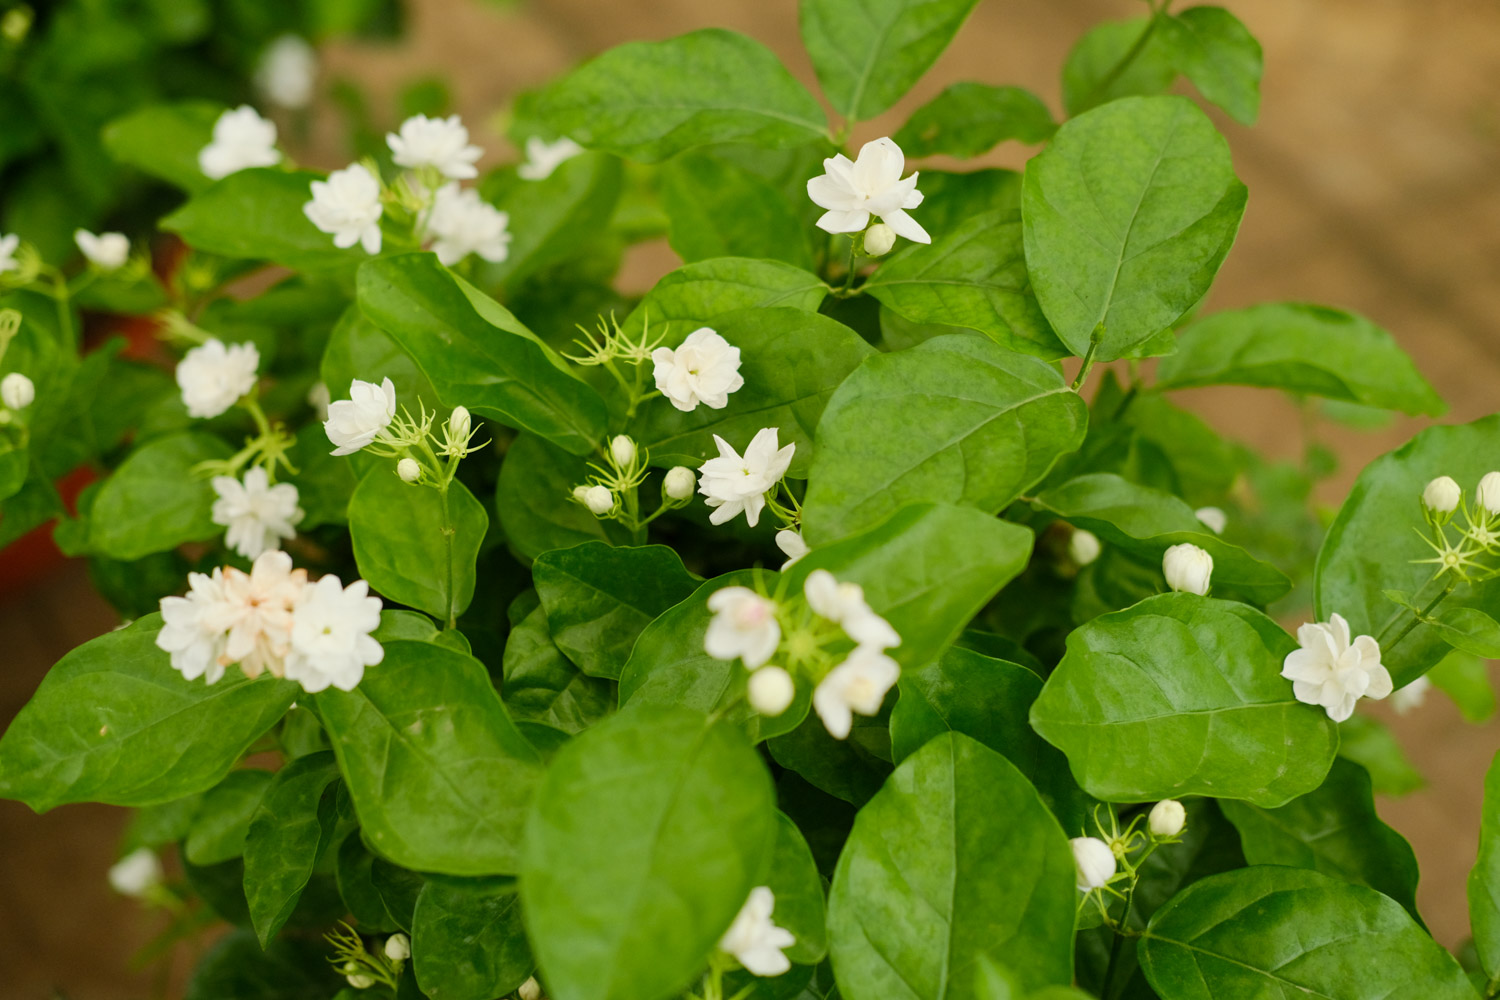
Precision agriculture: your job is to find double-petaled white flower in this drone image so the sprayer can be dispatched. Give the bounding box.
[388,114,482,179]
[305,163,384,254]
[199,106,282,180]
[177,338,260,419]
[425,183,511,265]
[156,567,233,683]
[813,644,900,740]
[651,328,743,412]
[704,587,780,668]
[211,467,304,560]
[75,230,130,271]
[697,428,794,528]
[518,135,585,181]
[1280,613,1392,722]
[325,377,396,455]
[1163,543,1213,596]
[0,233,19,274]
[256,35,316,109]
[1,372,34,411]
[1070,837,1116,891]
[216,551,307,680]
[719,886,795,977]
[807,137,929,244]
[804,569,899,650]
[283,574,384,693]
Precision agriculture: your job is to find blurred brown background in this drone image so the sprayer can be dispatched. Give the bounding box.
[4,0,1500,995]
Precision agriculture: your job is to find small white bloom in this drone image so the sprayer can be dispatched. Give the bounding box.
[697,428,795,528]
[748,666,796,717]
[719,886,795,977]
[1423,475,1461,514]
[448,405,472,442]
[1390,674,1431,716]
[75,229,130,271]
[518,978,542,1000]
[1162,543,1213,596]
[610,434,637,469]
[705,587,780,669]
[255,35,316,109]
[307,381,331,421]
[663,466,696,501]
[177,338,260,419]
[388,114,482,180]
[1195,506,1227,535]
[212,467,303,560]
[215,551,307,680]
[384,933,411,961]
[1148,799,1186,838]
[863,222,896,256]
[1281,612,1393,722]
[651,327,744,413]
[425,183,511,265]
[807,136,929,244]
[325,377,397,455]
[397,458,422,483]
[198,105,281,180]
[346,974,376,990]
[1,372,34,410]
[775,529,809,570]
[1477,472,1500,516]
[1069,528,1101,566]
[1071,837,1116,891]
[813,645,900,740]
[283,573,384,693]
[804,569,899,651]
[571,485,591,504]
[0,233,19,273]
[156,567,232,683]
[108,848,163,898]
[518,135,585,181]
[304,163,384,255]
[583,485,615,515]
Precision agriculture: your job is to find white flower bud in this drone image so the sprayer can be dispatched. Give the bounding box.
[1163,543,1213,596]
[863,222,896,256]
[518,978,543,1000]
[108,847,163,898]
[1070,836,1116,891]
[748,666,796,716]
[449,405,471,441]
[1477,472,1500,516]
[1,371,33,410]
[663,466,695,500]
[384,932,411,961]
[397,458,421,483]
[1068,528,1100,566]
[1148,799,1186,838]
[1194,506,1227,535]
[572,485,591,503]
[610,434,637,469]
[1423,475,1461,514]
[347,973,376,990]
[583,485,614,515]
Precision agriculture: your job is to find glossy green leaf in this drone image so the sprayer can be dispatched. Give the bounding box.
[413,875,533,1000]
[620,257,828,343]
[660,152,815,268]
[336,834,399,933]
[1031,593,1338,806]
[243,752,343,947]
[1428,607,1500,659]
[88,431,232,560]
[770,713,892,809]
[1337,714,1425,797]
[1022,96,1246,361]
[184,929,342,1000]
[481,151,624,288]
[1429,648,1497,722]
[1159,6,1263,126]
[502,595,615,735]
[1470,750,1500,982]
[495,432,630,562]
[103,100,223,193]
[521,705,777,1000]
[1061,17,1177,116]
[768,812,827,965]
[894,84,1055,158]
[320,305,439,416]
[184,769,273,866]
[828,733,1075,998]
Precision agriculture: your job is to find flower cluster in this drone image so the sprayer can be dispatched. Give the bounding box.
[1412,472,1500,581]
[1072,801,1186,922]
[324,379,481,495]
[326,922,408,992]
[155,550,383,693]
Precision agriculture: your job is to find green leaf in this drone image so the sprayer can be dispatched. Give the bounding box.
[336,834,400,933]
[357,253,608,456]
[1219,757,1421,920]
[660,152,815,268]
[1337,714,1425,797]
[768,812,828,965]
[184,929,342,1000]
[349,470,488,623]
[183,769,273,866]
[1470,750,1500,983]
[864,210,1066,360]
[529,29,827,162]
[533,542,698,679]
[413,876,533,1000]
[1159,6,1263,126]
[502,595,615,735]
[770,713,892,809]
[800,0,981,122]
[1031,472,1290,604]
[314,640,543,876]
[828,733,1075,998]
[243,751,343,947]
[0,616,297,811]
[481,151,624,289]
[1030,593,1338,806]
[88,432,233,560]
[1061,17,1178,117]
[495,432,630,562]
[288,423,358,529]
[1429,647,1497,723]
[1139,867,1473,999]
[1022,96,1247,361]
[321,305,440,417]
[630,307,875,479]
[621,257,829,344]
[103,100,223,193]
[520,705,777,1000]
[803,335,1085,542]
[894,84,1056,158]
[1156,303,1444,416]
[1428,608,1500,660]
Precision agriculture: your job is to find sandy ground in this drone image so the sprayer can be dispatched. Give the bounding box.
[3,0,1500,995]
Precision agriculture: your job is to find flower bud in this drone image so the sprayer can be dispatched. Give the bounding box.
[397,458,421,483]
[748,666,796,716]
[1162,543,1213,596]
[1478,472,1500,516]
[1194,506,1227,535]
[610,434,637,469]
[448,405,472,441]
[384,932,411,961]
[572,485,591,503]
[1423,475,1461,514]
[347,973,376,990]
[518,978,543,1000]
[1070,836,1115,891]
[1068,528,1101,566]
[663,466,696,501]
[1,371,34,410]
[107,847,163,898]
[863,222,896,256]
[1148,799,1186,838]
[583,485,615,515]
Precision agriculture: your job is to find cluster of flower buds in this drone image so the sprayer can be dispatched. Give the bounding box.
[0,309,34,422]
[1415,473,1500,582]
[570,433,696,532]
[1071,800,1186,917]
[324,378,481,489]
[327,922,409,992]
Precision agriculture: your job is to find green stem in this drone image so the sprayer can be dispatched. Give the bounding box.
[1101,880,1138,999]
[50,271,75,347]
[439,483,458,629]
[838,238,858,297]
[1071,326,1104,391]
[1078,2,1170,113]
[1381,581,1456,652]
[623,484,646,545]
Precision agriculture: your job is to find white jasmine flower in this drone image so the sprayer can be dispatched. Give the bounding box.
[448,405,471,442]
[775,528,809,570]
[1195,506,1227,535]
[1477,472,1500,516]
[1,372,34,410]
[863,222,895,256]
[582,485,615,515]
[663,466,695,500]
[807,136,929,244]
[1423,475,1461,514]
[651,327,744,412]
[347,974,376,990]
[211,467,303,560]
[177,338,260,419]
[216,551,307,680]
[384,933,410,961]
[719,886,795,977]
[397,458,422,483]
[283,573,384,693]
[325,377,396,455]
[304,163,384,255]
[1148,799,1186,838]
[610,434,637,469]
[803,569,899,651]
[748,665,796,717]
[1281,612,1393,722]
[1070,837,1115,891]
[198,105,281,180]
[1068,528,1101,567]
[697,428,795,528]
[814,645,900,739]
[425,183,511,265]
[75,230,130,271]
[388,114,482,179]
[255,35,316,109]
[705,587,780,669]
[1162,543,1213,596]
[1391,674,1431,715]
[156,567,232,683]
[307,381,331,421]
[518,135,585,181]
[108,848,163,898]
[0,233,19,273]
